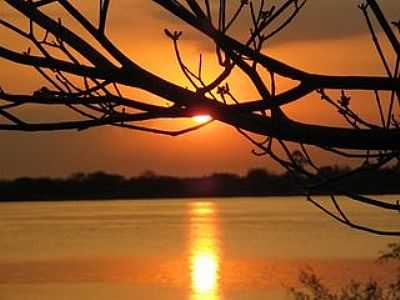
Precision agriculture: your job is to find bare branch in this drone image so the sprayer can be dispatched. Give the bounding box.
[1,0,399,235]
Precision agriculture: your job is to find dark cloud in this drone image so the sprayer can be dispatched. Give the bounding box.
[150,0,399,50]
[271,0,399,43]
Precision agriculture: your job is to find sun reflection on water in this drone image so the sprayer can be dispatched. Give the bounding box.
[192,253,218,293]
[188,202,220,300]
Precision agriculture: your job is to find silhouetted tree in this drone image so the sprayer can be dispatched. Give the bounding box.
[0,1,399,234]
[290,242,400,300]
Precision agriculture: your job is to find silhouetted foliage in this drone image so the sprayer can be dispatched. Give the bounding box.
[290,243,400,300]
[1,166,400,201]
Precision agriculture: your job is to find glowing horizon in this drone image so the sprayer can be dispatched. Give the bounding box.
[0,1,393,179]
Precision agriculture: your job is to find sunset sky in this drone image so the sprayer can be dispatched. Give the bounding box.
[0,0,398,179]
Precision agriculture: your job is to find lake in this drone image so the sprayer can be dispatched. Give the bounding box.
[1,196,399,300]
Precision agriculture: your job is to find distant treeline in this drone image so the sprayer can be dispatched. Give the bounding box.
[1,166,399,201]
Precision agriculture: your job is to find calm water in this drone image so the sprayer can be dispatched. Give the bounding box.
[0,196,399,300]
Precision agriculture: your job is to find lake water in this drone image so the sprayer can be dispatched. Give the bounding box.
[1,196,399,300]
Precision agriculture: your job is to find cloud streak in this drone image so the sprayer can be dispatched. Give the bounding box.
[148,0,399,50]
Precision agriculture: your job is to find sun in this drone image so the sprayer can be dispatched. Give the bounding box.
[193,115,212,123]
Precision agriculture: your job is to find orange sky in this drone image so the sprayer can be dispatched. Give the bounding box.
[0,1,398,179]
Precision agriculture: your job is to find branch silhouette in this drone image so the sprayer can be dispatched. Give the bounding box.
[0,0,399,234]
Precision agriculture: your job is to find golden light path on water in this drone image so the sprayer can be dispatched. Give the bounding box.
[188,202,220,300]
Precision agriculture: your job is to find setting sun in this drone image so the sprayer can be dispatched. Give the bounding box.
[193,115,212,123]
